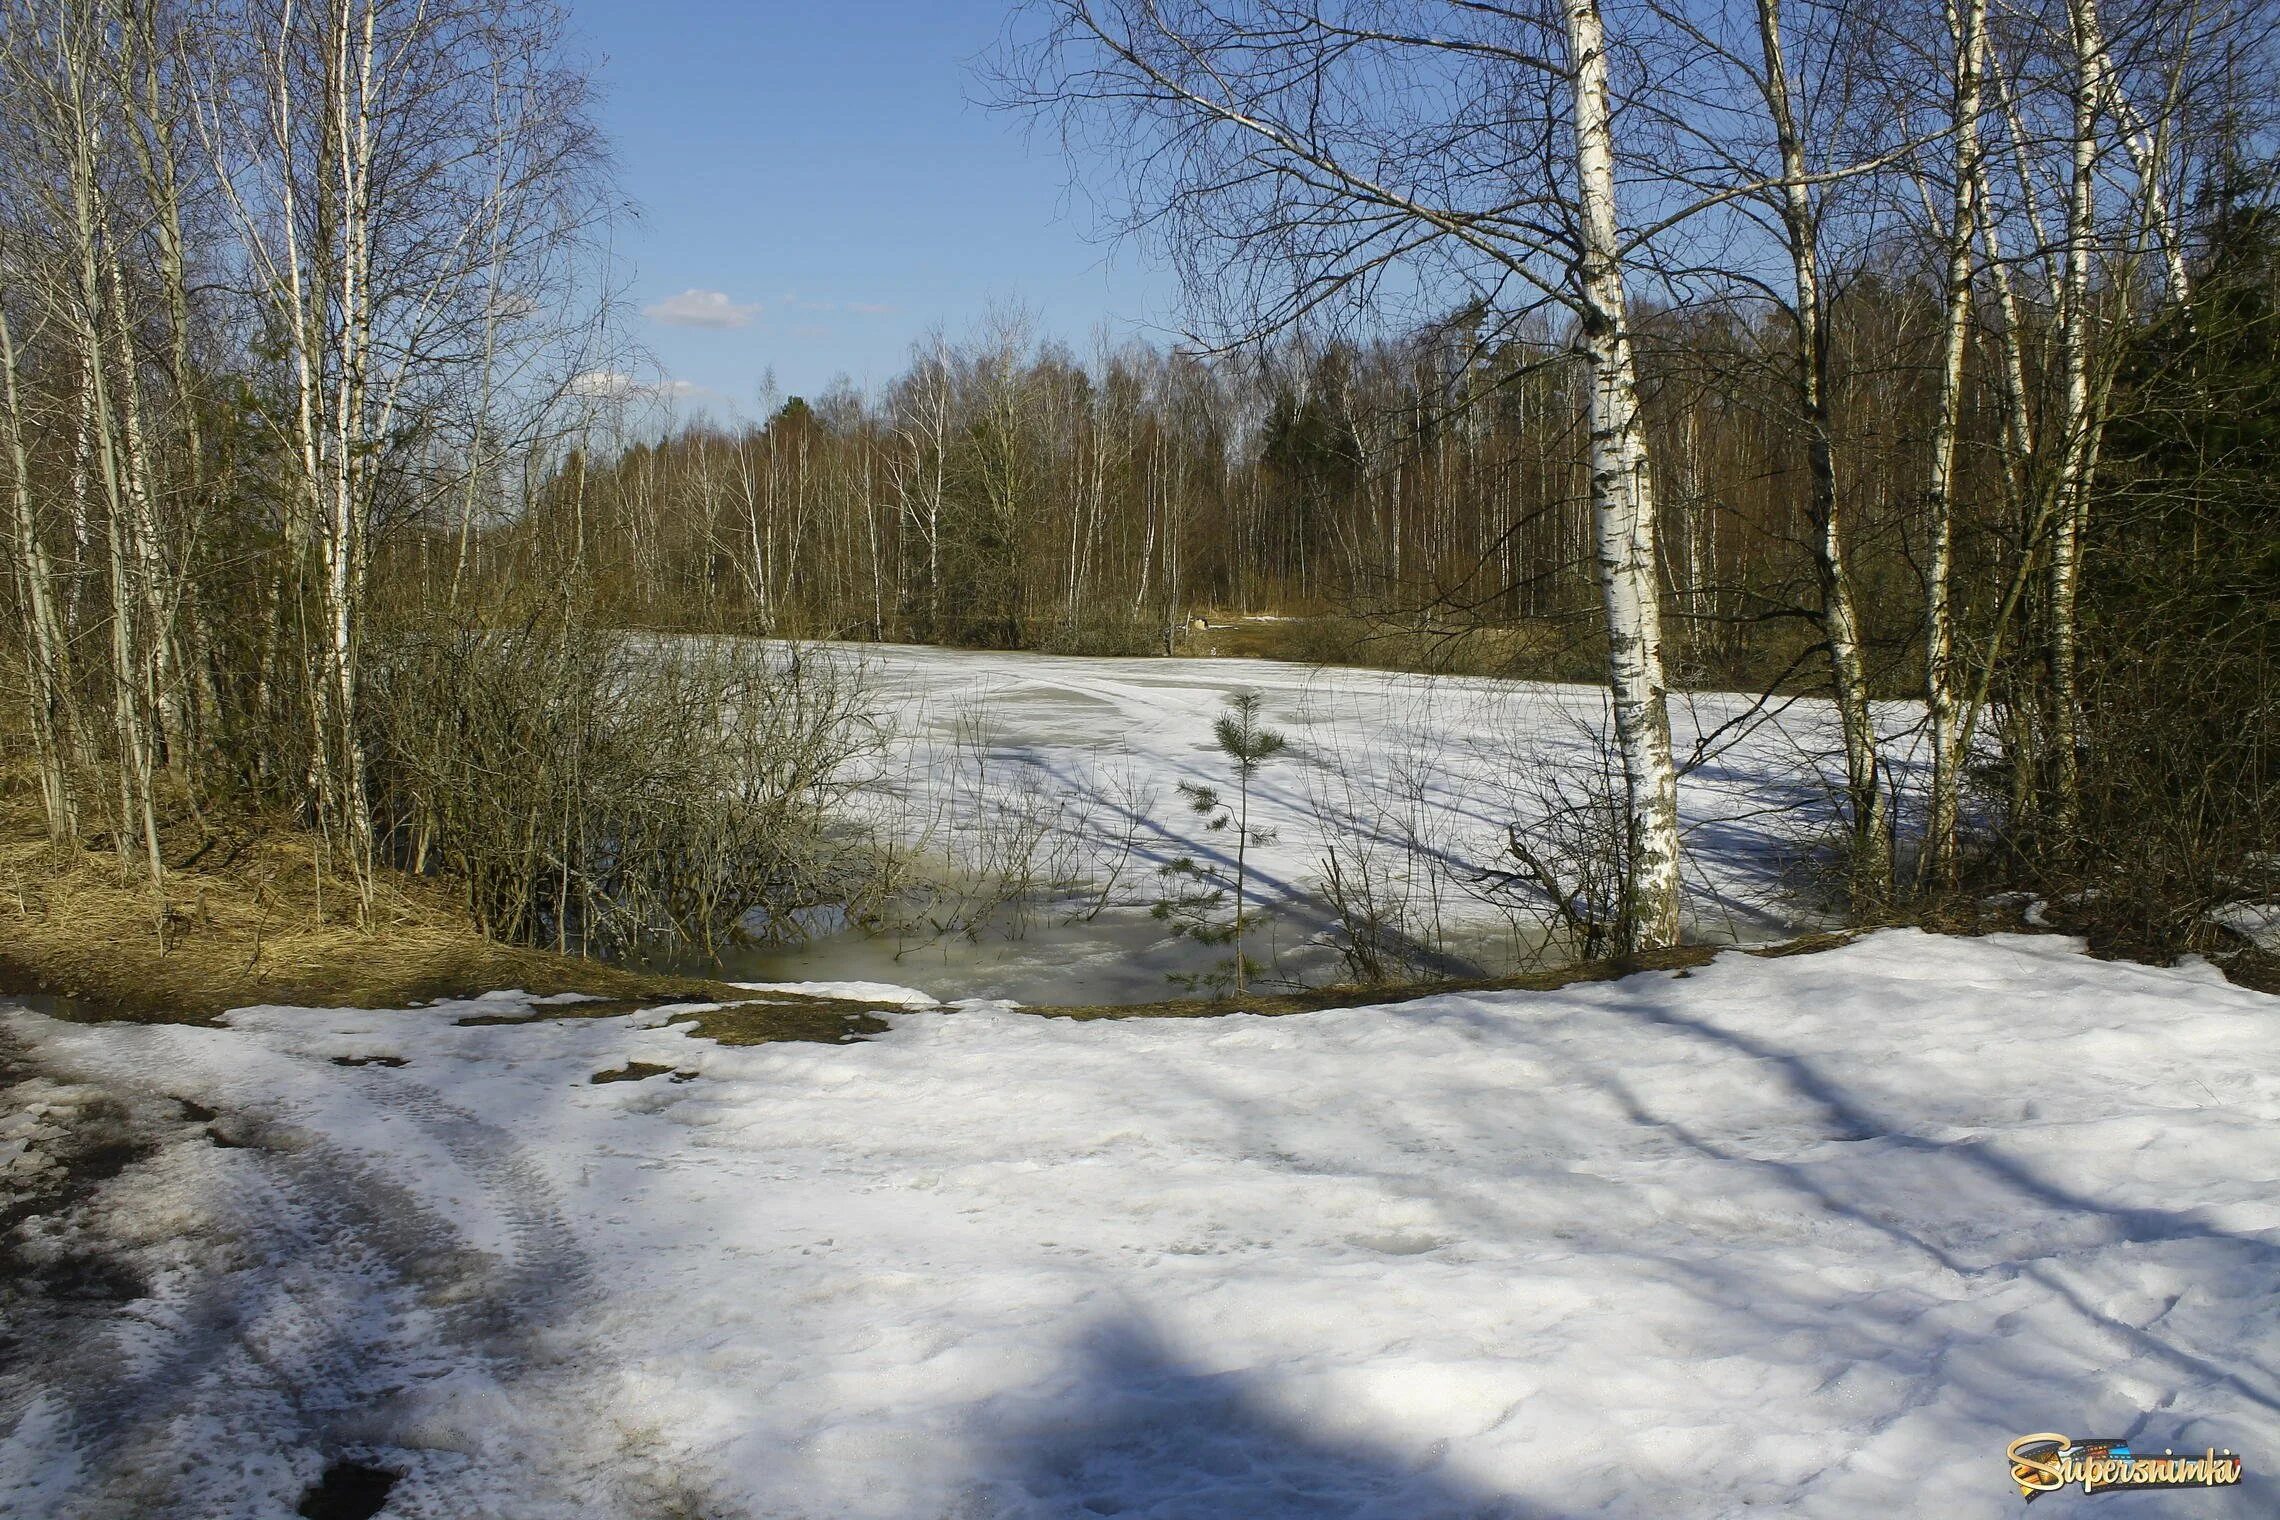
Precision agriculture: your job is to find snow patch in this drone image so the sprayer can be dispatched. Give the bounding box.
[728,979,942,1008]
[2209,900,2280,952]
[4,931,2275,1518]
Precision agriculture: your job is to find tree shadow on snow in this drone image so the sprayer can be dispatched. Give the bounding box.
[1101,972,2280,1514]
[1587,984,2280,1419]
[0,1032,600,1520]
[977,1315,1566,1520]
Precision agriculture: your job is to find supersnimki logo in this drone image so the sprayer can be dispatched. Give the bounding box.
[2006,1433,2244,1499]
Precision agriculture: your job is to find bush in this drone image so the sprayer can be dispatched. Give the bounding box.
[364,607,882,955]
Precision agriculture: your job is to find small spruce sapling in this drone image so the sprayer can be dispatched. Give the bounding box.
[1152,688,1287,993]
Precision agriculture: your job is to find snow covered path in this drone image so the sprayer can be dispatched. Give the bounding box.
[4,932,2277,1517]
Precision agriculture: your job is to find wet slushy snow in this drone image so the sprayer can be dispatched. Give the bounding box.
[5,930,2276,1517]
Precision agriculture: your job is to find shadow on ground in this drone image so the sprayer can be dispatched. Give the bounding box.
[977,1317,1560,1520]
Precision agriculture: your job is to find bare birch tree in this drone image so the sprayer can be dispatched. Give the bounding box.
[185,0,606,901]
[1000,0,1695,946]
[1917,0,1990,889]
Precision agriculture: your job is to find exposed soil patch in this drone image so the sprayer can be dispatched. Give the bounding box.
[296,1460,400,1520]
[457,995,898,1048]
[669,1000,894,1046]
[0,1035,172,1370]
[589,1062,675,1084]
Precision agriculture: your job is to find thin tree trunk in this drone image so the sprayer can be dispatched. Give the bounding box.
[317,0,381,904]
[1566,0,1683,950]
[1757,0,1889,907]
[0,303,80,842]
[2047,0,2105,846]
[1920,0,1989,890]
[124,11,219,766]
[2071,0,2191,307]
[61,33,164,890]
[101,238,186,775]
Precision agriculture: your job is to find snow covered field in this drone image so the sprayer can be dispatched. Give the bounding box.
[721,646,1907,1001]
[5,930,2276,1517]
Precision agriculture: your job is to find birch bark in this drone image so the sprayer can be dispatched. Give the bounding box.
[2047,0,2106,844]
[1920,0,1989,888]
[1565,0,1683,949]
[0,302,80,842]
[1755,0,1890,904]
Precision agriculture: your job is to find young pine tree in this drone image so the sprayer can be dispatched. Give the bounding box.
[1151,689,1291,992]
[1215,689,1288,982]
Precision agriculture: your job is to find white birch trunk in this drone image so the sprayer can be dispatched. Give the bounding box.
[1756,0,1890,905]
[0,302,79,841]
[1565,0,1683,950]
[317,0,380,899]
[59,33,164,889]
[2071,0,2192,307]
[2048,0,2105,842]
[1921,0,1989,889]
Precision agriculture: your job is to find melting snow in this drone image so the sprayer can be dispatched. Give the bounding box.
[3,930,2276,1517]
[706,647,1924,1000]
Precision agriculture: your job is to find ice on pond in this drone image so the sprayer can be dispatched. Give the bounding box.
[689,645,1902,1001]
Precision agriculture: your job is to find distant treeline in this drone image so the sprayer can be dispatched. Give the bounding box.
[2,0,2273,974]
[473,303,1956,691]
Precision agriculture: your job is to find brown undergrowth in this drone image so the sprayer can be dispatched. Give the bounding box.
[0,776,1861,1041]
[0,775,1872,1038]
[0,779,816,1026]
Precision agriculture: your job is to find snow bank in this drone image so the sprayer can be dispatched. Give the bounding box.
[4,931,2275,1518]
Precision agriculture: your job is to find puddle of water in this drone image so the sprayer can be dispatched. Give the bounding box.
[661,898,1543,1008]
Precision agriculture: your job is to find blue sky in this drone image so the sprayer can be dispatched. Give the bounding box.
[575,0,1174,414]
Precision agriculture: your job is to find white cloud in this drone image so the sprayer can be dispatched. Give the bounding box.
[642,288,761,329]
[570,369,641,398]
[570,370,705,403]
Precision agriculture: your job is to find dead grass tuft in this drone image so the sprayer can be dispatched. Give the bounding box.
[0,778,770,1024]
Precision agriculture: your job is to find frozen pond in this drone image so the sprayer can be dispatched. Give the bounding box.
[683,646,1908,1004]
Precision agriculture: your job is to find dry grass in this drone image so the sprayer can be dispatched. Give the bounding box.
[1179,610,1605,682]
[0,781,779,1025]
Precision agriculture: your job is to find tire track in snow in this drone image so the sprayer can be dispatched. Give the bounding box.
[0,1026,602,1519]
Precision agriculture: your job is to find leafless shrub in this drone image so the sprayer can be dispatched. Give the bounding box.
[1303,682,1558,981]
[1465,713,1637,964]
[364,611,882,955]
[1307,740,1444,983]
[867,691,1163,942]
